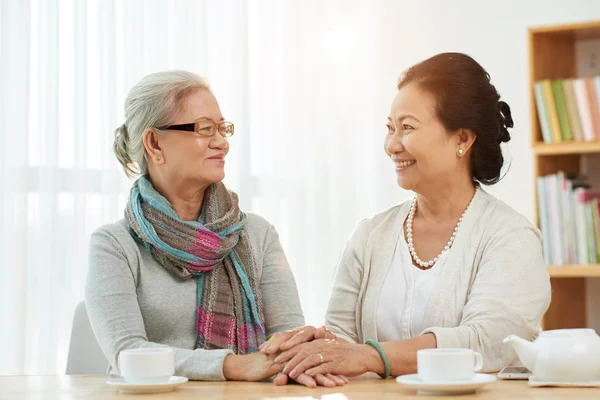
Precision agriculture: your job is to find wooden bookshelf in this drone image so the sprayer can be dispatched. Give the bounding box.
[529,21,600,331]
[547,265,600,278]
[534,141,600,155]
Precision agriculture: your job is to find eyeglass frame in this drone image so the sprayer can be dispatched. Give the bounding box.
[157,117,234,138]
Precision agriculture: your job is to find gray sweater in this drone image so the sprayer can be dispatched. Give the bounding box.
[85,213,305,381]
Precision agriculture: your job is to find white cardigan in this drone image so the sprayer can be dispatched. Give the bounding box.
[324,189,551,372]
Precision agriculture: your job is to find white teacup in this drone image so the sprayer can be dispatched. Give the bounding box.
[417,348,483,383]
[119,348,175,384]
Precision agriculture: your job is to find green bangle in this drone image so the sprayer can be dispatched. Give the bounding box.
[365,339,391,379]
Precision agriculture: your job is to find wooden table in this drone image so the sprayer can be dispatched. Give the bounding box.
[1,375,598,399]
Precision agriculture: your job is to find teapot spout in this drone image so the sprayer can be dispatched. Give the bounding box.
[503,335,537,372]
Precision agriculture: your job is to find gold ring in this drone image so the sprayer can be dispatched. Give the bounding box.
[317,353,324,364]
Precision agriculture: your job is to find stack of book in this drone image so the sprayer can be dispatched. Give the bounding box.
[533,77,600,143]
[536,172,600,265]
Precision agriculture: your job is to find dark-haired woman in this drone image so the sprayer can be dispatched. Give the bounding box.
[261,52,551,381]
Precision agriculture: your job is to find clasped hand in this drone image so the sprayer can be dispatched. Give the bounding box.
[258,325,372,388]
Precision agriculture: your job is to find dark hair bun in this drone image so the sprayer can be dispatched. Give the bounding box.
[498,101,513,143]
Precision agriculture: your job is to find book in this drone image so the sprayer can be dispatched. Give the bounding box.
[540,80,563,143]
[573,78,596,142]
[537,173,599,265]
[534,82,554,143]
[534,76,600,143]
[551,80,573,141]
[562,79,584,142]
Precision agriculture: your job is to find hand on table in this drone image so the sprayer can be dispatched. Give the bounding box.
[223,347,347,388]
[259,325,337,355]
[258,325,348,388]
[275,338,383,380]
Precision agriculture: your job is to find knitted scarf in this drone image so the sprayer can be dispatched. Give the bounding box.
[125,175,265,354]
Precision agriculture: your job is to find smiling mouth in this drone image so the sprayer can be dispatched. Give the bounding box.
[395,160,416,168]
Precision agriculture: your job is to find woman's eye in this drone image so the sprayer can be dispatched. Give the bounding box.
[386,124,395,134]
[199,126,213,132]
[403,124,414,131]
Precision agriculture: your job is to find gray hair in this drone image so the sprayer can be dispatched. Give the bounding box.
[113,70,210,178]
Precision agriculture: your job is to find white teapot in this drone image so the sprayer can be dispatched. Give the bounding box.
[503,329,600,383]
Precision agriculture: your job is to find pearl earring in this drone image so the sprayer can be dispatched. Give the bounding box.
[458,149,464,156]
[157,155,161,161]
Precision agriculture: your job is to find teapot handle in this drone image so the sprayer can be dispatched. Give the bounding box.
[473,352,483,372]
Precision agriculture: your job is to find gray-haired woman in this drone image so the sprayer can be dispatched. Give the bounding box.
[85,70,346,387]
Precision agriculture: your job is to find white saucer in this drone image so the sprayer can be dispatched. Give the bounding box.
[396,373,497,395]
[528,377,600,387]
[106,376,188,394]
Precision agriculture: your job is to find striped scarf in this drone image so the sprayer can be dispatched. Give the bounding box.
[125,175,265,354]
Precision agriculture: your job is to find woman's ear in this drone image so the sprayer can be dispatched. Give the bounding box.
[143,128,164,164]
[457,128,476,153]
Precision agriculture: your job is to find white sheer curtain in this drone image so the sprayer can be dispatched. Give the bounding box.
[1,0,132,375]
[0,0,408,375]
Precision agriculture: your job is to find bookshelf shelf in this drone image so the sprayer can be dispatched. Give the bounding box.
[530,20,600,331]
[530,21,600,39]
[547,265,600,278]
[533,141,600,155]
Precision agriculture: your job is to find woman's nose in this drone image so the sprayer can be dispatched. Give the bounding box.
[386,132,404,154]
[210,132,228,149]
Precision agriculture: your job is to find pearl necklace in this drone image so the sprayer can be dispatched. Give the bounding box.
[406,189,477,270]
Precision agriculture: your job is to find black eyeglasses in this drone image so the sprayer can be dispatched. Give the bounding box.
[158,118,234,138]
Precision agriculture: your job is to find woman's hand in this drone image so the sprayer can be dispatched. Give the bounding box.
[223,353,283,381]
[275,339,385,379]
[222,352,347,388]
[273,372,348,388]
[259,325,336,355]
[258,326,347,387]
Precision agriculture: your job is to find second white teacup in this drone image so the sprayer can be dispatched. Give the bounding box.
[119,348,175,384]
[417,348,483,383]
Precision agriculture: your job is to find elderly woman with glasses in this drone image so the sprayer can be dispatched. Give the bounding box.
[85,70,346,388]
